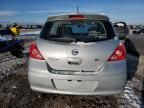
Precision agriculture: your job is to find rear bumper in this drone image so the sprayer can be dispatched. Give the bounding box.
[31,86,124,96]
[28,58,127,95]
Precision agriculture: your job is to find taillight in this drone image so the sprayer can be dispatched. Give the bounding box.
[107,43,126,61]
[29,42,44,60]
[69,15,84,20]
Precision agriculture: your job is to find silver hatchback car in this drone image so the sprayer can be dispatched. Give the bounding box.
[28,14,127,95]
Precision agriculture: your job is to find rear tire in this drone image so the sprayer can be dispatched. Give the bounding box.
[16,50,24,58]
[10,47,24,58]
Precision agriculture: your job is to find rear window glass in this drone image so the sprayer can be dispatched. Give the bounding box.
[40,20,115,42]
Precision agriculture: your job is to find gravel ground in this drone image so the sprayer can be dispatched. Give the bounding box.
[0,52,143,108]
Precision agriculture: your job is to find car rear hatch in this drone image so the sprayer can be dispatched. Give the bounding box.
[37,14,118,75]
[36,38,119,74]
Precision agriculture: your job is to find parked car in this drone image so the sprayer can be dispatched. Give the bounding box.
[125,34,144,56]
[133,28,144,34]
[0,36,24,58]
[0,27,24,58]
[113,22,129,40]
[28,14,127,95]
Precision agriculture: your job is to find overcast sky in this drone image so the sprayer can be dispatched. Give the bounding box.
[0,0,144,24]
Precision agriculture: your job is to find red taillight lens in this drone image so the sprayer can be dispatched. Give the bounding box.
[29,42,44,60]
[107,43,126,61]
[69,15,84,20]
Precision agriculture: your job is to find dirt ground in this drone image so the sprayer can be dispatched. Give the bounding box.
[0,54,143,108]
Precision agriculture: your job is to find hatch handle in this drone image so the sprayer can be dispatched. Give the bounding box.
[67,57,82,65]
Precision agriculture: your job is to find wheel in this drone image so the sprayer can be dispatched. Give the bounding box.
[10,47,24,58]
[15,50,24,58]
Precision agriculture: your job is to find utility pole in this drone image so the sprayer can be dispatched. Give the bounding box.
[76,0,79,14]
[77,6,79,14]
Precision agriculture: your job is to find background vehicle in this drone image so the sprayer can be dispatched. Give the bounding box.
[28,14,127,95]
[125,34,144,56]
[113,22,129,40]
[0,27,24,58]
[133,28,144,34]
[112,22,140,55]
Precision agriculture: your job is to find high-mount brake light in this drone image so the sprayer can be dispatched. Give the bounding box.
[29,42,44,60]
[107,43,126,61]
[69,15,84,20]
